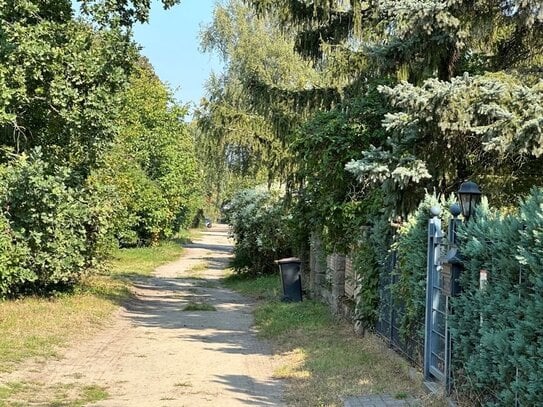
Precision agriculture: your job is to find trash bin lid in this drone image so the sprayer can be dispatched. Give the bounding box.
[275,257,301,264]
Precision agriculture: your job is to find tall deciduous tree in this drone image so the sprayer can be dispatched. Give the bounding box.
[92,59,202,245]
[0,0,203,296]
[0,0,138,178]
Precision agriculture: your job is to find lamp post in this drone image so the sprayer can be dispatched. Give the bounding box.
[457,181,482,221]
[442,181,481,394]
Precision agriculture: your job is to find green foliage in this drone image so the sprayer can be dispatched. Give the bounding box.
[196,0,319,209]
[195,73,276,211]
[226,186,292,275]
[390,194,454,342]
[0,152,96,296]
[0,7,138,177]
[0,1,203,298]
[451,189,543,406]
[200,2,543,404]
[222,272,281,301]
[352,238,379,329]
[352,210,393,329]
[292,85,390,252]
[379,73,543,201]
[79,0,180,28]
[91,60,202,246]
[390,201,432,341]
[0,211,31,298]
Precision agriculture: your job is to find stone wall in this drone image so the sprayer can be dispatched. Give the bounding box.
[345,255,355,299]
[306,232,355,321]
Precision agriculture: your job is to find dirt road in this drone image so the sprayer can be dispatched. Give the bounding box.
[5,225,284,406]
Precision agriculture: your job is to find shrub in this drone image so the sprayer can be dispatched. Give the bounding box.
[87,61,203,247]
[0,151,94,296]
[451,188,543,406]
[352,238,380,329]
[226,187,292,275]
[0,212,32,297]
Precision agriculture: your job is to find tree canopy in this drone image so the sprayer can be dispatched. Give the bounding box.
[0,0,203,296]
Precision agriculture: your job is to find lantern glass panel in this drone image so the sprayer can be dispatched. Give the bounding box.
[459,193,472,219]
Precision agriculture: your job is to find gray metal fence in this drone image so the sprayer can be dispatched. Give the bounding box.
[375,250,425,367]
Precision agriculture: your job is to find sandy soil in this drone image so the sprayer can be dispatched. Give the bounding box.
[3,224,284,406]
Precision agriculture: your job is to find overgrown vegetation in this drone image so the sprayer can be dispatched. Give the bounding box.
[0,0,201,298]
[199,2,543,405]
[224,187,292,275]
[451,188,543,406]
[1,0,542,404]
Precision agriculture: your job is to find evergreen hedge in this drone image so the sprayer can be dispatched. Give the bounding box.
[451,188,543,406]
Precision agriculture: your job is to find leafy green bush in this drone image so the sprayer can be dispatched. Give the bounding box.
[226,187,292,275]
[451,189,543,406]
[352,238,380,329]
[291,84,389,253]
[89,61,203,246]
[0,212,32,297]
[0,151,98,296]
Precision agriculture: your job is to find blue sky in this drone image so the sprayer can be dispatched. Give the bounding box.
[133,0,223,115]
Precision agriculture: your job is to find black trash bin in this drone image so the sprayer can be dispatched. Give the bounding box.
[275,257,302,302]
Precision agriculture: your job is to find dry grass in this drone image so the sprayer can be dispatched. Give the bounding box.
[0,381,108,406]
[182,301,216,311]
[259,302,425,406]
[0,237,190,374]
[174,381,192,387]
[185,262,209,278]
[0,289,119,373]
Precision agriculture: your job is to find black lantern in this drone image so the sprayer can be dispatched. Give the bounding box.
[457,181,481,221]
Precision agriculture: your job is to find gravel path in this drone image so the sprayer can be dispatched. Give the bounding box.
[4,224,284,406]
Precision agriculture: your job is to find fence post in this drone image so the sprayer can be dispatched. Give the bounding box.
[424,206,442,381]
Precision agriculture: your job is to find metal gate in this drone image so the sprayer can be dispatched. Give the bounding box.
[375,250,424,366]
[424,208,449,386]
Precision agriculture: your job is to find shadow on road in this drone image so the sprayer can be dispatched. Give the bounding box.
[122,226,276,359]
[213,374,283,406]
[184,242,233,253]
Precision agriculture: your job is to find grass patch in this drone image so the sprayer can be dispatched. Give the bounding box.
[182,301,216,311]
[174,381,192,387]
[0,235,191,373]
[185,262,208,278]
[222,272,281,301]
[0,292,118,373]
[0,382,26,400]
[0,381,109,406]
[107,238,188,279]
[225,274,430,407]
